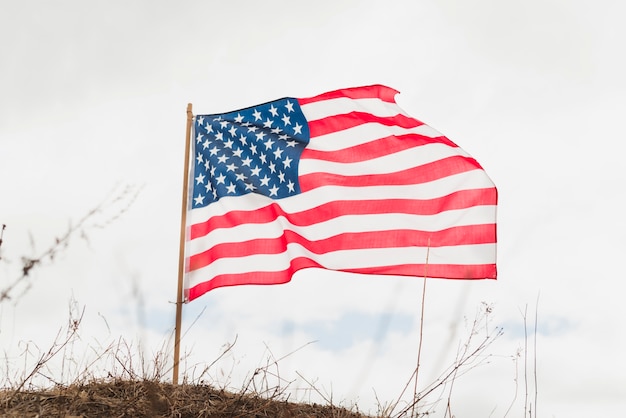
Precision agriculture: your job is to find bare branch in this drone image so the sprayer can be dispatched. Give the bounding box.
[0,184,141,304]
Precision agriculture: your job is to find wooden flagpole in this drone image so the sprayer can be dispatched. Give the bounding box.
[173,103,193,385]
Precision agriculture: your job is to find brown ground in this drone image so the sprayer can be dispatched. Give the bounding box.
[0,380,369,418]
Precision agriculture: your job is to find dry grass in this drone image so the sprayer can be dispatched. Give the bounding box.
[0,379,368,418]
[2,194,524,418]
[0,301,506,418]
[0,298,503,418]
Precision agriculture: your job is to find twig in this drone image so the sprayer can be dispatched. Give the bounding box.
[296,371,331,405]
[503,347,521,418]
[243,340,316,400]
[393,305,502,418]
[534,293,540,418]
[413,239,431,416]
[444,341,463,418]
[0,184,141,304]
[522,305,528,418]
[412,277,428,417]
[0,223,6,260]
[7,308,84,403]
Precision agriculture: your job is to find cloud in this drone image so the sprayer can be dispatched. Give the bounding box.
[500,314,577,339]
[279,310,414,351]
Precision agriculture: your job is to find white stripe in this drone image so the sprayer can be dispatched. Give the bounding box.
[188,205,496,255]
[299,142,467,176]
[187,169,495,225]
[300,97,408,121]
[306,123,445,152]
[185,243,497,287]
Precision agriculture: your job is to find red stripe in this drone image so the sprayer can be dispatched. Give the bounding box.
[186,259,496,301]
[186,257,322,300]
[346,263,497,280]
[188,224,496,272]
[189,188,497,240]
[303,133,458,163]
[298,85,399,106]
[299,155,484,192]
[308,112,422,138]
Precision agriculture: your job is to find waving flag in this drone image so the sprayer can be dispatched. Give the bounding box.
[184,85,497,301]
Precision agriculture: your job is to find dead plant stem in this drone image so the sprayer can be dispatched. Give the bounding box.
[534,293,540,418]
[522,305,528,418]
[411,239,430,417]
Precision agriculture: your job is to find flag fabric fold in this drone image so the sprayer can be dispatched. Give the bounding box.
[184,85,497,302]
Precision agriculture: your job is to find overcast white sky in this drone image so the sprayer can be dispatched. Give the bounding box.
[1,1,625,416]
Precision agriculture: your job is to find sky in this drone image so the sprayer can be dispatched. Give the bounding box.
[1,0,625,416]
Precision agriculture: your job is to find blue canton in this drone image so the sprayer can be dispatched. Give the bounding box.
[191,98,310,208]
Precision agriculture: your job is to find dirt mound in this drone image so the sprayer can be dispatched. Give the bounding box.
[1,379,368,417]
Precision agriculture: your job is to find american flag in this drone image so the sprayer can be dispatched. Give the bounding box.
[184,85,497,302]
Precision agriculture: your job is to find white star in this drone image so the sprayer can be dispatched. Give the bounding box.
[232,148,243,158]
[219,120,228,128]
[247,125,258,133]
[271,127,282,135]
[255,131,266,141]
[202,139,211,149]
[228,126,237,137]
[269,185,279,196]
[250,166,261,176]
[209,146,219,156]
[286,140,297,147]
[252,109,262,121]
[285,101,294,113]
[235,172,246,182]
[204,124,213,133]
[226,182,237,194]
[259,175,270,186]
[210,166,217,176]
[204,160,211,170]
[224,138,234,149]
[259,153,267,164]
[250,144,258,155]
[234,113,244,123]
[273,147,283,159]
[269,104,279,117]
[245,183,255,191]
[238,135,247,145]
[215,173,226,184]
[196,133,204,143]
[226,162,237,172]
[268,161,276,173]
[264,138,275,150]
[196,153,203,164]
[263,118,273,128]
[217,154,228,164]
[194,194,205,205]
[281,114,291,125]
[241,156,252,167]
[293,123,303,135]
[204,182,212,192]
[279,134,289,140]
[286,180,295,192]
[283,156,292,168]
[197,116,204,125]
[278,171,285,183]
[215,131,223,141]
[195,173,205,184]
